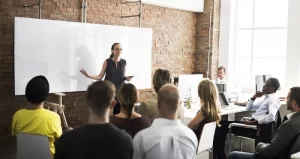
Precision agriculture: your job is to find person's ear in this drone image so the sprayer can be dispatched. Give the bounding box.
[109,100,116,110]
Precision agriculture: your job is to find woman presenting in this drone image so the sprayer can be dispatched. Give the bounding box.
[80,43,133,114]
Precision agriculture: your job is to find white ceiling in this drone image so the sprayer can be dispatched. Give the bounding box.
[125,0,204,12]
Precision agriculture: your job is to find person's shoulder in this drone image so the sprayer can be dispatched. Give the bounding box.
[41,109,60,118]
[121,59,126,64]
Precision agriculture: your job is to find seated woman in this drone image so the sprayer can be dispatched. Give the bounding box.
[110,83,151,137]
[138,69,184,122]
[187,80,221,141]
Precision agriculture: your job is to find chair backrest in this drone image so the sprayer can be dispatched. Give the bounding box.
[17,133,52,159]
[197,122,217,154]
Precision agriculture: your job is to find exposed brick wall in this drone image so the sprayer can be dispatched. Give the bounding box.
[0,0,208,137]
[195,0,221,79]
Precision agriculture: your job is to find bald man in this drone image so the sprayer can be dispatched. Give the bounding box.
[133,84,198,159]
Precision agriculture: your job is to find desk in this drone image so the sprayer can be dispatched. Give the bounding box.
[182,105,248,125]
[291,152,300,159]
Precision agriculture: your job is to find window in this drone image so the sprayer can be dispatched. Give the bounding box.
[232,0,289,90]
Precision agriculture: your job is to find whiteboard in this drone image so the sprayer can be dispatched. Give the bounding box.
[14,17,152,95]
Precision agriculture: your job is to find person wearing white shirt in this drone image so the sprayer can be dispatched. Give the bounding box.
[213,78,281,159]
[216,66,227,84]
[243,78,281,125]
[133,84,198,159]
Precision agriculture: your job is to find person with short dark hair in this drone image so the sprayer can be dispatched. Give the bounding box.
[133,84,198,159]
[228,87,300,159]
[110,83,151,137]
[214,78,281,159]
[12,75,62,157]
[54,80,133,159]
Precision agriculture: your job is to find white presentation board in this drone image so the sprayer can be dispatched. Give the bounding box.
[14,17,152,95]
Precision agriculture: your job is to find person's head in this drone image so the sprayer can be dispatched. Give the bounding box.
[157,84,180,119]
[198,80,221,124]
[262,78,280,94]
[86,80,116,117]
[25,75,49,106]
[153,69,172,93]
[217,66,226,79]
[109,43,122,58]
[286,87,300,112]
[117,83,139,120]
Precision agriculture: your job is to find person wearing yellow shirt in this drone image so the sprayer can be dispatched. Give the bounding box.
[12,75,62,157]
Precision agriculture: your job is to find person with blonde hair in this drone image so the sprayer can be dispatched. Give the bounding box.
[188,80,221,141]
[110,83,151,137]
[138,69,184,121]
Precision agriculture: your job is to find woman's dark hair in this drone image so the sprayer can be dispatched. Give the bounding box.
[117,83,138,120]
[110,43,120,58]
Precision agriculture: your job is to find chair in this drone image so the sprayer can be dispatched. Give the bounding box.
[196,122,217,159]
[17,133,52,159]
[228,111,281,153]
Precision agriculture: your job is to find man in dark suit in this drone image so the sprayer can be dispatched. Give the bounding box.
[228,87,300,159]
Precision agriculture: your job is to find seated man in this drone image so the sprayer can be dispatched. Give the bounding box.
[229,87,300,159]
[214,78,281,159]
[12,75,62,157]
[133,84,198,159]
[54,80,132,159]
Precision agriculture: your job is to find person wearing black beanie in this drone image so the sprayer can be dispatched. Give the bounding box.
[12,75,62,157]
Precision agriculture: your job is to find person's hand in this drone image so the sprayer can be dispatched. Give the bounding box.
[80,68,89,77]
[126,76,134,81]
[252,91,265,100]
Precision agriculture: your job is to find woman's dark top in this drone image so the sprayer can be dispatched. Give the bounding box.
[193,110,209,141]
[104,58,126,91]
[110,116,151,138]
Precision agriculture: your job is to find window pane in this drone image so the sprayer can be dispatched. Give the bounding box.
[254,0,288,27]
[236,30,252,57]
[235,58,252,88]
[253,29,287,58]
[237,0,253,28]
[252,58,286,90]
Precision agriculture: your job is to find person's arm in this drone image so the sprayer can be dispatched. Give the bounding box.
[246,92,265,111]
[256,123,294,158]
[123,60,133,81]
[188,111,205,130]
[54,114,63,139]
[11,113,17,136]
[80,60,107,80]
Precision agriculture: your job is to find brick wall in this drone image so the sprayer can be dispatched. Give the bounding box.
[195,0,220,79]
[0,0,220,137]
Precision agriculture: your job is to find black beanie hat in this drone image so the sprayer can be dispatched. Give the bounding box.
[25,75,50,104]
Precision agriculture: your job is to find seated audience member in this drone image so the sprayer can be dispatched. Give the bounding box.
[55,81,132,159]
[138,69,184,121]
[110,83,151,137]
[133,84,198,159]
[215,78,281,159]
[188,80,221,141]
[12,75,62,157]
[228,87,300,159]
[216,66,227,84]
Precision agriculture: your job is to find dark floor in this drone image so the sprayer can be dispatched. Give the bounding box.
[0,136,16,159]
